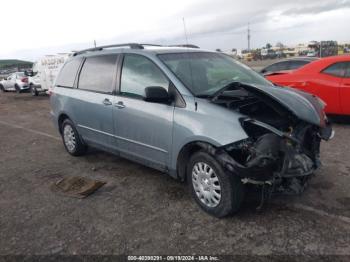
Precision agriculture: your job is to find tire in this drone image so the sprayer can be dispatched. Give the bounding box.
[0,85,5,92]
[187,150,244,217]
[31,85,38,96]
[61,119,87,156]
[15,85,21,94]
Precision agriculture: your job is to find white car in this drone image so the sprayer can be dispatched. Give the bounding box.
[0,72,29,93]
[307,51,318,57]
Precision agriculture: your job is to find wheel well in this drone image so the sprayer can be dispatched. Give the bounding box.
[58,114,70,134]
[176,141,217,181]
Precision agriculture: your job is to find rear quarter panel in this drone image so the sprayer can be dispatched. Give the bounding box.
[50,87,79,132]
[267,71,341,114]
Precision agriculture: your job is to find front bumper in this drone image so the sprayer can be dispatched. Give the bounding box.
[319,122,334,141]
[33,85,48,92]
[20,85,30,90]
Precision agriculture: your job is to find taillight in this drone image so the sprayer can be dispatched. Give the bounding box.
[21,77,28,83]
[48,86,54,96]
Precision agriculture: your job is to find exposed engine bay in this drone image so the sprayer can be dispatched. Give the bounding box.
[200,84,333,199]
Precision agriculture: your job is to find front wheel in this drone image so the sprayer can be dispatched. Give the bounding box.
[61,119,87,156]
[187,151,244,217]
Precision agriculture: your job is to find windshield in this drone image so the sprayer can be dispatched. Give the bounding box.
[158,52,273,96]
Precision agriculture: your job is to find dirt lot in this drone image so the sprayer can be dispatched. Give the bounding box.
[0,92,350,257]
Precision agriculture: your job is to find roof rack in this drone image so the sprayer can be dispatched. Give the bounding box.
[73,43,163,56]
[169,44,200,48]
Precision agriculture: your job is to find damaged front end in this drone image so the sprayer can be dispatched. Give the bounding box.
[221,120,322,194]
[202,83,333,197]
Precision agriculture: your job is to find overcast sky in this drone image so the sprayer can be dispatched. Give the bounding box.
[1,0,350,61]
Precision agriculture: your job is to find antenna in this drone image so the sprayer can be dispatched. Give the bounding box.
[247,23,251,51]
[181,17,194,96]
[182,17,189,46]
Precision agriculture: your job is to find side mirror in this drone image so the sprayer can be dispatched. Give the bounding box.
[144,86,170,103]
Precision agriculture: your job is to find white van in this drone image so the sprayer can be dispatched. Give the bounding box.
[28,53,71,96]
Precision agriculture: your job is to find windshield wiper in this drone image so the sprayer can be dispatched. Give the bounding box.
[195,94,212,98]
[211,81,247,102]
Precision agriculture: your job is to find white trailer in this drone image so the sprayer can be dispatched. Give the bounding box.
[28,53,71,96]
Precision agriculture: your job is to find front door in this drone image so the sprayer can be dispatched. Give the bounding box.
[113,54,174,168]
[5,74,15,90]
[340,62,350,115]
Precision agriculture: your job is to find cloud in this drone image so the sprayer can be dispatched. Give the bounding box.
[0,0,349,60]
[174,0,350,39]
[280,0,350,15]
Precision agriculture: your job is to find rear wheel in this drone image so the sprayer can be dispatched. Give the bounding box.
[187,151,244,217]
[61,119,87,156]
[15,85,21,93]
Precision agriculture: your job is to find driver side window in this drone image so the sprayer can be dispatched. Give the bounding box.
[120,54,169,98]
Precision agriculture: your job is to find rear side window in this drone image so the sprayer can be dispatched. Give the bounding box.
[56,59,82,87]
[78,55,118,93]
[263,61,289,73]
[289,60,309,70]
[345,62,350,78]
[16,72,25,78]
[322,62,346,78]
[120,54,169,98]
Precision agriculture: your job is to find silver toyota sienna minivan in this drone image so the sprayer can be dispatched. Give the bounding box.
[50,43,333,217]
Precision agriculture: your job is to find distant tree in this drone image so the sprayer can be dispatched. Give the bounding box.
[265,43,272,49]
[276,42,285,49]
[216,48,222,52]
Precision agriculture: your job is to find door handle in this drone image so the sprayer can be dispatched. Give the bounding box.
[115,101,125,109]
[103,98,112,106]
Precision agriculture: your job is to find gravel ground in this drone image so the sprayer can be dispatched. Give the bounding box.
[0,92,349,257]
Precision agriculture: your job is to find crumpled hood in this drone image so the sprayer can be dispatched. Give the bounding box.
[243,84,326,127]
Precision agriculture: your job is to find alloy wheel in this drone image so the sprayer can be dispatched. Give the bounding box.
[192,162,222,208]
[63,125,76,153]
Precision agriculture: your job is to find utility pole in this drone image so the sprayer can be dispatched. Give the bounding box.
[247,23,251,51]
[94,40,97,48]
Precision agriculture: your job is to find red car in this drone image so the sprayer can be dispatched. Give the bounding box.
[266,55,350,115]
